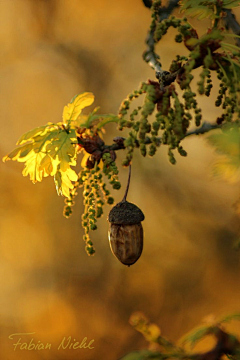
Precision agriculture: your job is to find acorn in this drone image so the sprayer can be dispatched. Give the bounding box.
[108,200,145,266]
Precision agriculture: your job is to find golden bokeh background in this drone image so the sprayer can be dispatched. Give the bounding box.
[1,1,240,359]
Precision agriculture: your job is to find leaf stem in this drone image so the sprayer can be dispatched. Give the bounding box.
[122,165,131,202]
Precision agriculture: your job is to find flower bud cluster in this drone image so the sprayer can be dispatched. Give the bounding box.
[81,164,119,256]
[102,152,121,190]
[118,83,158,166]
[150,0,162,32]
[182,87,202,126]
[118,83,145,126]
[138,83,156,157]
[216,60,240,123]
[154,16,182,42]
[117,7,240,167]
[63,156,121,255]
[169,55,188,73]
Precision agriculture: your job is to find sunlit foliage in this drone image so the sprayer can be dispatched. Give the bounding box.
[121,312,240,359]
[3,0,240,256]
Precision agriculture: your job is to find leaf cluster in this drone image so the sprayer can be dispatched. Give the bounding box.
[3,93,121,255]
[180,0,240,20]
[121,312,240,360]
[128,0,240,165]
[3,0,240,256]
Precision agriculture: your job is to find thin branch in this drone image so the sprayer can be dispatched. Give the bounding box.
[103,122,221,153]
[185,122,221,137]
[143,2,240,86]
[143,0,179,80]
[159,0,180,21]
[122,165,131,202]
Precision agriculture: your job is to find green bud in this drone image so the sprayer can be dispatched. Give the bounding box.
[122,159,131,167]
[86,246,95,256]
[175,34,183,43]
[90,224,97,231]
[113,182,121,190]
[178,146,187,157]
[140,144,147,157]
[107,197,114,205]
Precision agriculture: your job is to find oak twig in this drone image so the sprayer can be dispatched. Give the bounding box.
[143,0,179,82]
[185,122,221,137]
[143,0,240,86]
[102,122,221,155]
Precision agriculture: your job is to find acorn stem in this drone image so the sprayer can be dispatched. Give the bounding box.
[122,165,131,202]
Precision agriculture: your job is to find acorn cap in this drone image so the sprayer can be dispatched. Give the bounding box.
[108,200,145,225]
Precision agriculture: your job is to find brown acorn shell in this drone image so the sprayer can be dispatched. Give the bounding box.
[108,223,143,266]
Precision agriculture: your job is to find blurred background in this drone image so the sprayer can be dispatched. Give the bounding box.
[1,1,240,359]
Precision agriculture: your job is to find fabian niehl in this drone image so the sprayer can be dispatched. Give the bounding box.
[8,332,95,351]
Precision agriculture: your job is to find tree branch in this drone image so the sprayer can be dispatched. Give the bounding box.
[102,122,221,154]
[143,0,180,83]
[185,122,221,137]
[143,1,240,86]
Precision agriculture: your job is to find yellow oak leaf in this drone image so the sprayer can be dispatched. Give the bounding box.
[62,92,94,125]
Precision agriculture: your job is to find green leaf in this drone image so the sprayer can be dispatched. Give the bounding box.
[3,128,59,180]
[54,170,62,195]
[3,126,78,195]
[22,150,47,182]
[207,127,240,157]
[207,126,240,183]
[62,92,94,125]
[82,110,119,129]
[180,0,240,12]
[180,0,208,10]
[211,156,240,183]
[16,123,55,145]
[219,313,240,324]
[83,106,101,128]
[96,114,119,129]
[222,0,240,9]
[182,6,215,20]
[180,325,215,348]
[180,0,216,19]
[46,129,77,166]
[3,143,33,162]
[54,167,78,197]
[39,154,53,175]
[221,42,240,52]
[222,57,240,70]
[223,33,240,40]
[45,129,78,196]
